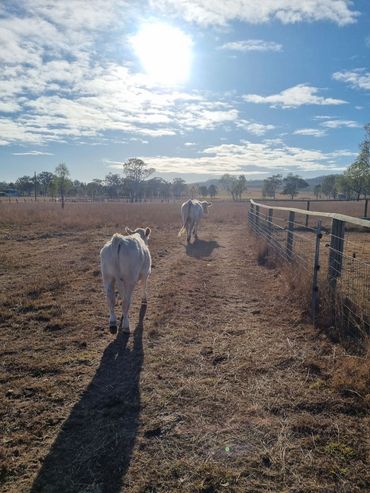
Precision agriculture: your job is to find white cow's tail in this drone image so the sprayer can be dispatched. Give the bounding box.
[111,234,122,271]
[178,200,192,237]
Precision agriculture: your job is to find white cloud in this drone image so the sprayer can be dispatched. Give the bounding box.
[220,39,282,52]
[320,119,361,128]
[293,128,327,137]
[333,69,370,91]
[236,119,275,135]
[243,84,347,108]
[12,150,54,156]
[106,140,356,176]
[149,0,358,26]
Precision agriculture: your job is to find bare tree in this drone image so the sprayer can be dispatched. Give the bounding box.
[122,158,155,202]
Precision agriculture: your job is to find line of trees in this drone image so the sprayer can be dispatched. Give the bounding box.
[0,158,220,203]
[262,124,370,200]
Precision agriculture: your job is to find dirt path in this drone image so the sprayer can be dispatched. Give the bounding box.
[2,215,368,493]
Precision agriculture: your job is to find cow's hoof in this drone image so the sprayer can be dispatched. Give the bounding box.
[109,324,117,334]
[122,326,130,334]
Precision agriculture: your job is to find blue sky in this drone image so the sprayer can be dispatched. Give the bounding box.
[1,0,369,183]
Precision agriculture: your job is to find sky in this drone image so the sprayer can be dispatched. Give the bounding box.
[0,0,370,183]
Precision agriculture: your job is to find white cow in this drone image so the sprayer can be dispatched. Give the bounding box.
[178,199,212,243]
[100,227,151,334]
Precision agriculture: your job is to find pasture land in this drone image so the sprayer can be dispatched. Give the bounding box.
[0,201,369,493]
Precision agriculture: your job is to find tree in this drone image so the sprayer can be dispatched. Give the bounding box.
[122,158,155,202]
[38,171,55,196]
[144,177,170,200]
[172,178,187,199]
[220,174,238,200]
[346,125,370,200]
[55,163,71,208]
[262,174,282,199]
[199,185,208,197]
[15,176,34,195]
[282,174,308,200]
[336,174,353,200]
[313,184,322,199]
[234,175,247,200]
[86,179,104,200]
[321,175,338,199]
[208,184,217,199]
[105,173,123,199]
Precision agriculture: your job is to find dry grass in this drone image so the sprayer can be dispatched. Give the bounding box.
[0,201,369,493]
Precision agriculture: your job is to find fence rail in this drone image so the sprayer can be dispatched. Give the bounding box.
[248,199,370,344]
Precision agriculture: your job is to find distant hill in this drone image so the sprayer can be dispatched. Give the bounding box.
[193,175,340,191]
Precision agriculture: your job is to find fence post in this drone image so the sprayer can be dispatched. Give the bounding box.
[305,200,310,227]
[267,208,273,240]
[311,220,322,327]
[328,219,345,288]
[286,211,295,261]
[364,198,369,218]
[249,202,255,227]
[255,205,260,229]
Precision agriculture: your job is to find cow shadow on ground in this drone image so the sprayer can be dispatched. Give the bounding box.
[185,239,221,259]
[31,303,147,493]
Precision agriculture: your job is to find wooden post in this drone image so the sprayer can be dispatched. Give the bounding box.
[34,171,37,202]
[256,205,260,229]
[305,200,310,227]
[364,198,369,218]
[286,211,295,261]
[249,203,254,226]
[328,219,345,288]
[267,208,273,240]
[311,221,322,327]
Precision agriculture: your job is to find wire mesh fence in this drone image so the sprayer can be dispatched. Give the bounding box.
[248,200,370,345]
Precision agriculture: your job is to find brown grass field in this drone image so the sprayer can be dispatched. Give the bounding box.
[0,201,369,493]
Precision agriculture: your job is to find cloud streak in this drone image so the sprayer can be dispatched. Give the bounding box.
[149,0,358,26]
[333,69,370,91]
[243,84,347,108]
[220,39,282,52]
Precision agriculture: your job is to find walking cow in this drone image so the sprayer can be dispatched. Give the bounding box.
[100,227,151,334]
[178,199,212,243]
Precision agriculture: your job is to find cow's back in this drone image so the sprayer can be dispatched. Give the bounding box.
[100,234,151,283]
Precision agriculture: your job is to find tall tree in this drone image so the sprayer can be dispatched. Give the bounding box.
[38,171,55,196]
[105,173,123,199]
[313,184,322,199]
[55,163,70,208]
[208,184,217,199]
[321,175,338,199]
[282,174,308,200]
[347,124,370,200]
[122,158,155,202]
[172,178,187,199]
[262,174,282,199]
[15,176,34,195]
[220,174,237,200]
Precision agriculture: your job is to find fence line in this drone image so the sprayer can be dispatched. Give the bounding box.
[248,199,370,344]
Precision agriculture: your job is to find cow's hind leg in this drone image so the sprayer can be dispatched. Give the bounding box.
[103,276,117,334]
[120,283,134,334]
[141,275,149,304]
[193,222,199,241]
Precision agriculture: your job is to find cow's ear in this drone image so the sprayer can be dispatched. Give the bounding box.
[125,227,134,234]
[145,227,151,237]
[207,202,212,207]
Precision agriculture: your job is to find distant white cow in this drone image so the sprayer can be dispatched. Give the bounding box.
[178,199,212,243]
[100,227,151,334]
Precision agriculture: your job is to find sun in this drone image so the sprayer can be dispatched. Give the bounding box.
[131,22,192,85]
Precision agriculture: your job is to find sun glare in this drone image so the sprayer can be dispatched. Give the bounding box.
[131,22,192,85]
